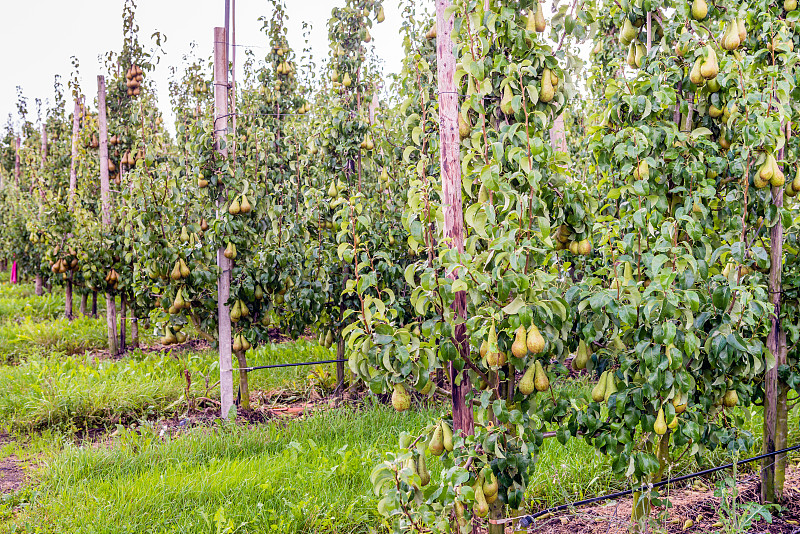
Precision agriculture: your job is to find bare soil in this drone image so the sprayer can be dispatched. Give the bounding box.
[511,463,800,534]
[0,435,25,495]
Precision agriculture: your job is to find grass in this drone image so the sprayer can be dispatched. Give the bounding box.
[3,403,441,534]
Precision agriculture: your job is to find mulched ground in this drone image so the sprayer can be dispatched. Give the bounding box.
[510,464,800,533]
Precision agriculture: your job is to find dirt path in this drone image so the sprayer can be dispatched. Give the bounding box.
[0,435,25,494]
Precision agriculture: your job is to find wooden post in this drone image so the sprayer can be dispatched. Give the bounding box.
[436,0,473,437]
[131,315,139,348]
[762,129,789,504]
[91,291,98,318]
[98,75,118,357]
[214,26,235,419]
[80,292,88,316]
[119,296,127,353]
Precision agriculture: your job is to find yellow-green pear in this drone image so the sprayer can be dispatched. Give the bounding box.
[692,0,708,20]
[592,371,608,402]
[619,18,637,45]
[723,389,739,407]
[540,68,555,103]
[500,84,513,115]
[721,20,740,51]
[689,57,704,85]
[700,47,719,79]
[534,360,550,392]
[654,407,668,435]
[534,0,546,32]
[518,362,536,395]
[392,383,411,411]
[429,424,444,455]
[604,370,618,402]
[511,325,527,358]
[441,421,453,452]
[572,340,589,370]
[526,324,545,353]
[737,18,747,42]
[342,72,352,87]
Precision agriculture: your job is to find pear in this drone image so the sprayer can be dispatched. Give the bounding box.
[176,332,187,344]
[654,407,668,435]
[706,77,721,92]
[721,20,740,51]
[233,334,243,352]
[473,485,489,518]
[572,340,589,370]
[426,24,437,40]
[164,327,178,345]
[479,339,488,359]
[723,389,739,407]
[700,47,719,79]
[518,362,536,395]
[689,57,705,85]
[392,383,411,411]
[454,501,467,529]
[540,69,555,103]
[230,300,241,322]
[673,393,688,414]
[417,454,430,486]
[327,181,338,199]
[429,424,444,456]
[759,154,776,182]
[482,469,499,498]
[709,104,723,118]
[627,43,638,68]
[442,421,454,452]
[592,371,608,402]
[478,183,489,203]
[377,6,385,22]
[180,226,190,243]
[534,360,550,392]
[240,194,252,214]
[619,18,637,45]
[549,69,559,88]
[342,72,352,87]
[224,242,237,260]
[238,299,249,318]
[255,285,264,300]
[171,261,182,281]
[786,0,797,10]
[228,197,241,215]
[668,413,679,430]
[179,259,190,278]
[200,218,209,231]
[533,0,546,32]
[578,239,592,255]
[174,288,185,310]
[500,84,513,115]
[634,42,646,68]
[692,0,708,20]
[675,27,689,57]
[632,160,649,180]
[511,325,527,358]
[793,170,800,192]
[526,324,545,353]
[604,370,618,401]
[771,160,786,187]
[458,113,471,140]
[737,18,747,42]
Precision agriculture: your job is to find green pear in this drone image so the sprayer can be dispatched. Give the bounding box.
[604,370,618,402]
[511,325,527,358]
[689,57,704,85]
[540,68,555,103]
[533,0,546,32]
[500,84,513,115]
[534,360,550,392]
[721,20,740,51]
[392,383,411,411]
[429,424,444,455]
[442,421,453,452]
[700,47,719,79]
[654,407,667,435]
[592,371,607,402]
[692,0,708,20]
[518,362,536,395]
[619,18,637,45]
[526,324,545,353]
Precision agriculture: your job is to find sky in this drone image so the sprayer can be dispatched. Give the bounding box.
[0,0,430,133]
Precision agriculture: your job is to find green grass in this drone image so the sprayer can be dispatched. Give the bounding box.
[0,351,195,433]
[0,317,110,362]
[4,403,441,534]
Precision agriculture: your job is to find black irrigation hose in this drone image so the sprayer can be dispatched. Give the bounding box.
[505,442,800,528]
[232,358,347,372]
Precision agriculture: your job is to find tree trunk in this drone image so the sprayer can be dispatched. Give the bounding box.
[549,114,567,154]
[214,25,235,419]
[34,275,43,296]
[65,272,73,320]
[80,292,88,317]
[436,0,473,438]
[119,295,127,353]
[336,333,345,394]
[91,291,97,318]
[97,75,118,357]
[235,350,250,411]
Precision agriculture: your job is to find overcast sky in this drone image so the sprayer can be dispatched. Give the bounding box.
[0,0,430,133]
